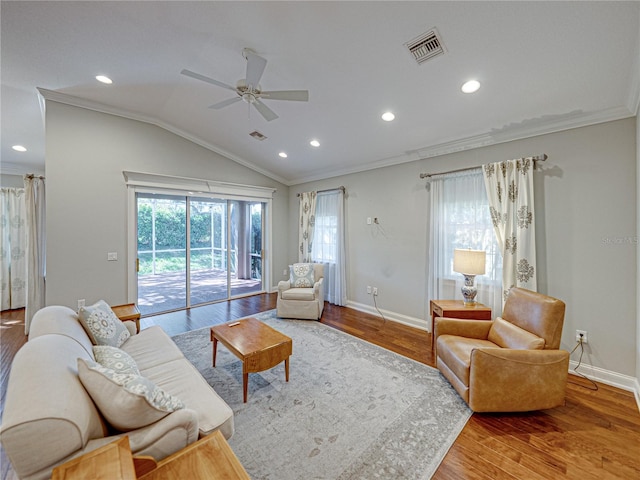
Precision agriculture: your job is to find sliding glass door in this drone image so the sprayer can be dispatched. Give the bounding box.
[136,193,264,316]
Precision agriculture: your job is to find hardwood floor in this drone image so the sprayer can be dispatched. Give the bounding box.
[1,295,639,479]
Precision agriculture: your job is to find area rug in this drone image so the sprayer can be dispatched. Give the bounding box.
[171,310,471,479]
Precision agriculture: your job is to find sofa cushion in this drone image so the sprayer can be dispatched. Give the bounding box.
[93,345,140,375]
[281,287,316,301]
[120,326,185,371]
[78,300,130,347]
[487,317,546,350]
[141,358,235,439]
[77,358,184,431]
[290,263,315,287]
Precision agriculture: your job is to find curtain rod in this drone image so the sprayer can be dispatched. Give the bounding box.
[297,186,345,197]
[419,154,547,179]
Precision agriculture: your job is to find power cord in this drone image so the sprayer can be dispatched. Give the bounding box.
[568,335,598,391]
[372,294,386,322]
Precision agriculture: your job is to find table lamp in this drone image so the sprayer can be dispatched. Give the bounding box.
[453,249,486,305]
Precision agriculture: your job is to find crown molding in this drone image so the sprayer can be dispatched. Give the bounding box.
[36,88,290,186]
[290,106,634,185]
[37,88,634,188]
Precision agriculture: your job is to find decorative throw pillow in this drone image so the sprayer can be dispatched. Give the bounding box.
[290,263,315,287]
[78,300,130,347]
[77,358,184,431]
[93,345,140,375]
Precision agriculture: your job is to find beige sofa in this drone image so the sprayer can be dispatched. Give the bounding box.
[0,305,233,479]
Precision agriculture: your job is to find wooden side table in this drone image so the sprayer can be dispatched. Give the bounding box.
[52,432,249,480]
[51,436,137,480]
[111,303,141,333]
[139,430,250,480]
[430,299,492,348]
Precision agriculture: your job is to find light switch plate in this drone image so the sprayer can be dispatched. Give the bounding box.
[107,252,118,261]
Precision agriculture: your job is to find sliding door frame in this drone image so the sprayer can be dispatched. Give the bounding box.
[124,171,275,312]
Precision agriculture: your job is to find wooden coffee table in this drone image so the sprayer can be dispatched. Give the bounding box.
[210,317,292,403]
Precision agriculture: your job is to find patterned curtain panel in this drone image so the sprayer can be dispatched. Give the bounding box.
[482,158,537,301]
[298,191,317,262]
[0,188,27,310]
[24,175,46,334]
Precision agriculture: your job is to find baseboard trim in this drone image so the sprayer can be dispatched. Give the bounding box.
[346,300,428,331]
[569,361,640,412]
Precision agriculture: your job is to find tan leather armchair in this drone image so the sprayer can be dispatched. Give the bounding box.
[277,263,325,320]
[434,287,569,412]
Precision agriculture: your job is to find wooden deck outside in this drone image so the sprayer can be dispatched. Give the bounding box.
[138,268,261,316]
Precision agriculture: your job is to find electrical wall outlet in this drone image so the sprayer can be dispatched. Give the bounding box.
[575,329,588,344]
[283,269,288,276]
[367,286,372,294]
[77,299,85,310]
[373,287,378,296]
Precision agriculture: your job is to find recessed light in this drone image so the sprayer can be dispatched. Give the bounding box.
[96,75,113,84]
[381,111,395,122]
[461,80,480,93]
[310,140,320,147]
[12,145,27,152]
[279,152,288,158]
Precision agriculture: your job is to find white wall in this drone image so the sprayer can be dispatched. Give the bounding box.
[0,174,24,188]
[292,118,637,382]
[45,102,289,309]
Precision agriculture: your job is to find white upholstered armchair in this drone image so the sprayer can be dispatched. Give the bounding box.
[277,263,325,320]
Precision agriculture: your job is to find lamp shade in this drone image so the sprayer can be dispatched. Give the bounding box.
[453,249,486,275]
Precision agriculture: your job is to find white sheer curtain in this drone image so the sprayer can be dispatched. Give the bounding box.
[311,189,347,306]
[24,175,46,334]
[1,187,27,310]
[483,158,537,300]
[427,169,503,317]
[298,191,317,262]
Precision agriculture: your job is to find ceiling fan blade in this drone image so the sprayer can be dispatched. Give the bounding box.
[260,90,309,102]
[208,97,242,109]
[245,52,267,89]
[253,99,279,122]
[181,69,236,91]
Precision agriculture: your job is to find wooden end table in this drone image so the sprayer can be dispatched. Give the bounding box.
[51,436,137,479]
[210,317,292,403]
[139,431,250,480]
[430,299,492,348]
[111,303,141,333]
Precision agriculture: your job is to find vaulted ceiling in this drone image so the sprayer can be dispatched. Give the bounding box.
[2,1,639,185]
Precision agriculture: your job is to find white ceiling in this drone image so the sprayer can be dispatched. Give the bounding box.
[2,1,639,185]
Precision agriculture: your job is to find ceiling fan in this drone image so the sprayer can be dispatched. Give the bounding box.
[181,48,309,122]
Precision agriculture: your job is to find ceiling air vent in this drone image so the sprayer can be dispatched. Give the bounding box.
[249,130,267,141]
[405,28,445,65]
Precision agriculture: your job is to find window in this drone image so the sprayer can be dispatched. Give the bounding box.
[427,169,502,315]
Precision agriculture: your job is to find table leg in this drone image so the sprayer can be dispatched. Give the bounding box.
[243,372,249,403]
[212,337,218,367]
[285,357,290,382]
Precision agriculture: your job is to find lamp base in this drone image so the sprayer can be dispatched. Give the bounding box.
[460,274,478,305]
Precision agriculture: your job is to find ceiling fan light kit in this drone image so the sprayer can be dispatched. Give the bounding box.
[181,48,309,122]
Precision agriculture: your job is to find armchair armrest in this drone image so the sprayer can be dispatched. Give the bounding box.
[469,348,569,412]
[313,277,324,295]
[434,317,493,341]
[277,280,291,295]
